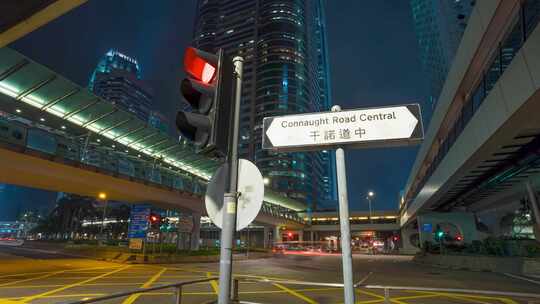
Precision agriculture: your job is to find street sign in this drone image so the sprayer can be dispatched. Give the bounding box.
[263,104,423,152]
[129,238,144,250]
[128,204,150,239]
[205,159,264,231]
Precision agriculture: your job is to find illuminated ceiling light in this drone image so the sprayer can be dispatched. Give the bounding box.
[61,125,66,130]
[111,144,115,148]
[96,139,101,142]
[125,150,129,153]
[15,109,21,113]
[137,154,141,158]
[40,118,45,122]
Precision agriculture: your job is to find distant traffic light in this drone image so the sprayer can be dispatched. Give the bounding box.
[149,213,160,228]
[177,47,234,157]
[455,234,463,241]
[435,230,445,239]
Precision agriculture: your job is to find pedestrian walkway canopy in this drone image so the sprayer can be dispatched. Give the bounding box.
[0,47,306,211]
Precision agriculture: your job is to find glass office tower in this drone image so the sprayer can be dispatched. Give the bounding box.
[89,50,152,122]
[410,0,475,120]
[192,0,334,208]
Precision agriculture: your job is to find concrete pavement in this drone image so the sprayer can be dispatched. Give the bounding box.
[0,246,539,303]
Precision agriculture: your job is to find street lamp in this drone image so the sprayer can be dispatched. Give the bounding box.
[263,177,270,185]
[97,192,108,241]
[367,191,375,224]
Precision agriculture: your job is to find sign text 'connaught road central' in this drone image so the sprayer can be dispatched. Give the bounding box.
[263,104,423,152]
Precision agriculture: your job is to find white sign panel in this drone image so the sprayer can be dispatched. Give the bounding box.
[205,159,264,231]
[263,104,423,151]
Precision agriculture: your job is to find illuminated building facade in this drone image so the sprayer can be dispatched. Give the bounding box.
[192,0,334,208]
[410,0,475,120]
[89,50,152,121]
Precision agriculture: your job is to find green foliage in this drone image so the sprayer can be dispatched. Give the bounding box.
[431,237,540,258]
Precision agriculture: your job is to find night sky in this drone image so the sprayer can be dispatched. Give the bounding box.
[10,0,428,211]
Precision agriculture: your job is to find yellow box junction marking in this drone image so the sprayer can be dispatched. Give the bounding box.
[273,282,318,304]
[0,270,67,287]
[207,272,219,294]
[20,265,131,302]
[122,267,167,304]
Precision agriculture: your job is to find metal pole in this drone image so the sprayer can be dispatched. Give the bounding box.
[233,279,239,302]
[175,286,182,304]
[246,226,250,258]
[217,55,243,304]
[525,181,540,234]
[384,288,390,303]
[368,198,373,224]
[333,105,355,304]
[100,200,108,241]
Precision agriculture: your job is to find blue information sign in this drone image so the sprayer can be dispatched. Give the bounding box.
[422,223,433,232]
[128,204,151,238]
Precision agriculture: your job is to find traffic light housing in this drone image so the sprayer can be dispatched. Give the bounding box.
[177,47,234,157]
[149,213,160,228]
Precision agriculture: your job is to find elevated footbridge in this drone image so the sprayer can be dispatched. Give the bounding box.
[0,47,305,228]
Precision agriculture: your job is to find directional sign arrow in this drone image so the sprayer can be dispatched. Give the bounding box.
[262,104,423,151]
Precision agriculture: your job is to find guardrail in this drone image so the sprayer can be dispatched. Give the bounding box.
[63,275,540,304]
[65,277,222,304]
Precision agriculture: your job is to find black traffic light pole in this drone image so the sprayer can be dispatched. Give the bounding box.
[217,56,243,304]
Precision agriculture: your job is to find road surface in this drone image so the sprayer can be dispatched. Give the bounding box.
[0,245,539,303]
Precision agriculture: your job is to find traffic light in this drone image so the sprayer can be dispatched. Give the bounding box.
[177,47,234,157]
[455,234,463,242]
[435,225,444,241]
[149,213,160,229]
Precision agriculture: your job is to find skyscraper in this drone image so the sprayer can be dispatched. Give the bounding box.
[314,0,336,205]
[192,0,334,208]
[89,50,152,121]
[410,0,475,118]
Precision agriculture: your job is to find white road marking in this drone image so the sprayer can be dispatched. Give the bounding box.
[354,272,373,287]
[503,273,540,286]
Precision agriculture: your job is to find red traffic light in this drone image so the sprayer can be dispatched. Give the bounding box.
[287,232,293,237]
[184,47,217,84]
[456,235,463,241]
[149,214,160,224]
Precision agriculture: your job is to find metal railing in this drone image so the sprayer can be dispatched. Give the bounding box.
[65,277,221,304]
[0,117,304,223]
[62,275,540,304]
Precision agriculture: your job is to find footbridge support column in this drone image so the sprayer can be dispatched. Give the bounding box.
[190,213,201,251]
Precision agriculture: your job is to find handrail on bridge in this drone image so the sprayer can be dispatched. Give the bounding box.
[62,275,540,304]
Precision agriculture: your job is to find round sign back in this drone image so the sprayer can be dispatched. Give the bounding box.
[205,159,264,231]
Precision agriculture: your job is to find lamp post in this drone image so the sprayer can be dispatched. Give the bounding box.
[367,191,375,224]
[98,192,108,241]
